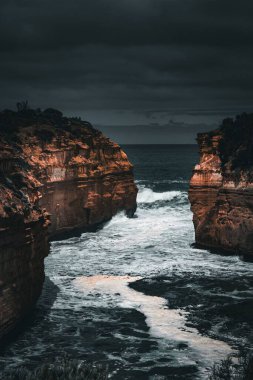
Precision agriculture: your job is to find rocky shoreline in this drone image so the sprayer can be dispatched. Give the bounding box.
[189,113,253,258]
[0,107,137,340]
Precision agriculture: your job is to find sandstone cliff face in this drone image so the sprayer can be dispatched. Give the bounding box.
[189,113,253,257]
[20,121,137,237]
[0,108,137,339]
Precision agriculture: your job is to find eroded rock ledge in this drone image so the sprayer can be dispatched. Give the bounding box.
[189,113,253,257]
[0,107,137,339]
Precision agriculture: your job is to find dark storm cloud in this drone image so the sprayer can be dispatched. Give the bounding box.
[1,0,253,49]
[0,0,253,142]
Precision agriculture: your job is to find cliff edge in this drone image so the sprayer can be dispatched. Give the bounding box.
[0,107,137,340]
[189,113,253,257]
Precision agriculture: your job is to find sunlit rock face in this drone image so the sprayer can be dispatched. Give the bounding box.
[0,108,137,339]
[189,113,253,257]
[21,121,137,237]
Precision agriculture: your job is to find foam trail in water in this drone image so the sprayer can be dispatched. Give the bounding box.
[74,275,232,365]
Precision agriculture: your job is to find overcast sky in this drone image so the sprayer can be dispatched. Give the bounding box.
[1,0,253,143]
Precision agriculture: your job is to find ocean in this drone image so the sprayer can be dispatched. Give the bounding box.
[1,145,253,379]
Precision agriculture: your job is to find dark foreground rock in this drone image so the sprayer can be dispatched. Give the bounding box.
[0,107,137,340]
[189,113,253,257]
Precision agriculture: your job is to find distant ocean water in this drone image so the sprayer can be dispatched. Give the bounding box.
[1,145,253,380]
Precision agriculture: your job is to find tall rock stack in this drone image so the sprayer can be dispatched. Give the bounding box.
[189,113,253,258]
[0,108,137,340]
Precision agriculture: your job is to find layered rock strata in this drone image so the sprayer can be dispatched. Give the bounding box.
[0,108,137,339]
[189,113,253,257]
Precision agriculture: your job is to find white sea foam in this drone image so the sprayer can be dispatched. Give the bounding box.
[137,187,184,204]
[74,275,232,365]
[136,179,188,184]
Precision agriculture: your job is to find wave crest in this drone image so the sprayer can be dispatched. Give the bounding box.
[137,187,185,204]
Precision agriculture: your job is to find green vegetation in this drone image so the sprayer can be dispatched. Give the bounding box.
[0,104,67,133]
[218,113,253,169]
[2,356,108,380]
[209,352,253,380]
[0,103,93,135]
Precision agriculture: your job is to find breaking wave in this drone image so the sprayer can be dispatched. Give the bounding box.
[137,186,186,204]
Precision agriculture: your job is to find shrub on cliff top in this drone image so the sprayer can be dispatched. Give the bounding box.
[16,100,29,112]
[2,356,108,380]
[43,108,63,119]
[0,106,90,135]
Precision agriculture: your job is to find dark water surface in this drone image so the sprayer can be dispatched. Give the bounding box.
[1,145,253,379]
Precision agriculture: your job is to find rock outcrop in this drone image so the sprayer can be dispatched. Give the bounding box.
[0,107,137,340]
[189,113,253,257]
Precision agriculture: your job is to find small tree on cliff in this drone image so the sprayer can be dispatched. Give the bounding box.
[16,101,29,112]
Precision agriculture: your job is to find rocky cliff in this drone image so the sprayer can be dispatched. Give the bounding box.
[189,113,253,258]
[0,107,137,340]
